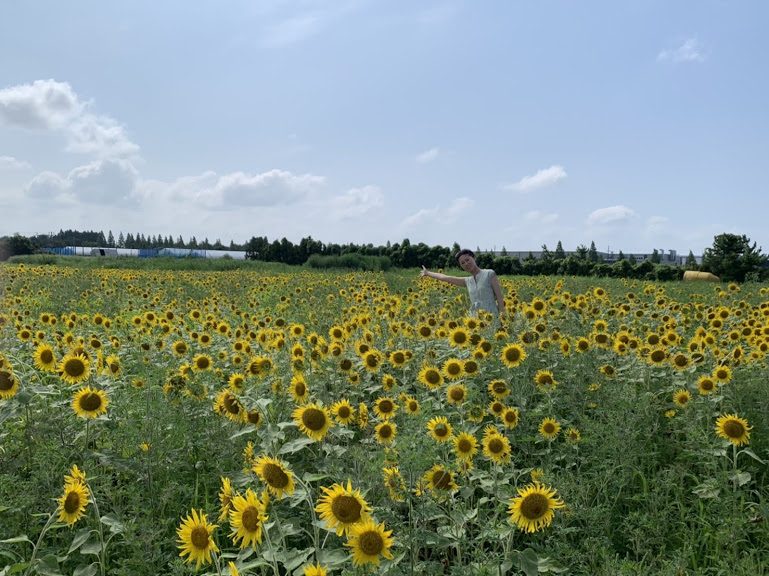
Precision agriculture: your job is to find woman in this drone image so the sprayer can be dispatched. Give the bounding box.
[420,249,506,318]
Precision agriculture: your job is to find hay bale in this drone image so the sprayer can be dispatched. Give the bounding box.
[683,270,720,282]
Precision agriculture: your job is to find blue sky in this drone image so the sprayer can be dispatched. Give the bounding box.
[1,0,767,256]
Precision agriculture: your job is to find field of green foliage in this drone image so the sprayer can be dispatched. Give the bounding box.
[1,261,768,575]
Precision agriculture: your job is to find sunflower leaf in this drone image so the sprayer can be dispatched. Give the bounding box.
[0,536,33,545]
[67,529,92,554]
[72,563,98,576]
[278,437,315,454]
[738,448,766,464]
[100,514,124,534]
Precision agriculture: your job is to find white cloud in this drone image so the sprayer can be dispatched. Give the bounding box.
[416,147,439,164]
[504,165,567,192]
[524,210,559,224]
[0,79,138,158]
[658,38,705,63]
[587,205,636,225]
[0,155,30,170]
[25,159,140,205]
[402,196,473,227]
[330,185,384,219]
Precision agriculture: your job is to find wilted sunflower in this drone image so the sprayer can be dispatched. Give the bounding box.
[293,403,332,441]
[423,464,458,493]
[253,455,295,499]
[538,418,561,440]
[0,369,20,400]
[332,399,356,425]
[500,343,526,368]
[315,480,371,536]
[427,416,453,443]
[72,387,109,419]
[346,520,394,567]
[374,421,397,445]
[453,432,478,461]
[58,353,91,385]
[508,482,565,533]
[488,379,510,399]
[715,413,751,446]
[373,396,398,420]
[382,466,406,502]
[697,375,717,395]
[177,509,219,568]
[673,389,692,407]
[229,488,268,549]
[33,343,57,372]
[418,365,443,390]
[446,384,468,405]
[482,432,511,464]
[565,427,581,443]
[58,478,89,526]
[215,390,246,423]
[218,477,236,522]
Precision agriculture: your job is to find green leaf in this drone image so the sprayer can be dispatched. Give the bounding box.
[278,437,315,454]
[100,514,124,534]
[36,554,64,576]
[80,538,102,555]
[0,535,33,545]
[518,548,539,576]
[693,480,720,499]
[739,448,767,464]
[302,472,329,482]
[229,427,257,440]
[73,564,99,576]
[731,471,751,487]
[68,529,93,554]
[3,563,30,575]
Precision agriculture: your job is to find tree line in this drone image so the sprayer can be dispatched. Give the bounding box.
[1,230,766,282]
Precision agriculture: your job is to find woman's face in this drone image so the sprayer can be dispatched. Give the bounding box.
[458,254,477,271]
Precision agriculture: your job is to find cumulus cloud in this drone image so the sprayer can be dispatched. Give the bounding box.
[0,155,30,170]
[658,38,705,63]
[25,159,140,205]
[416,147,439,164]
[402,196,473,227]
[0,79,138,158]
[587,205,636,226]
[504,165,567,192]
[330,185,384,219]
[524,210,559,224]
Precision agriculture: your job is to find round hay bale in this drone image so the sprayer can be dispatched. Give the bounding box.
[683,270,720,282]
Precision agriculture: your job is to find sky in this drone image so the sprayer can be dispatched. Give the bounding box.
[1,0,768,256]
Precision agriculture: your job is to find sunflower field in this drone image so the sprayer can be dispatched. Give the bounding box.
[1,262,768,576]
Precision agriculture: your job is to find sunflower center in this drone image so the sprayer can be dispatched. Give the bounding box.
[450,389,464,401]
[302,408,327,431]
[505,412,518,424]
[241,506,261,531]
[338,406,351,419]
[493,382,506,394]
[520,493,549,520]
[447,364,460,375]
[358,530,384,556]
[294,382,306,396]
[506,349,521,362]
[378,400,393,413]
[543,423,555,434]
[426,370,440,384]
[701,380,714,391]
[196,357,210,369]
[489,438,504,453]
[0,371,13,390]
[65,359,86,377]
[262,463,289,488]
[247,411,261,425]
[223,395,241,414]
[378,425,392,438]
[64,490,81,513]
[435,424,448,437]
[40,350,54,363]
[457,438,472,452]
[190,526,210,549]
[80,392,103,412]
[432,470,453,490]
[723,420,745,438]
[331,495,362,523]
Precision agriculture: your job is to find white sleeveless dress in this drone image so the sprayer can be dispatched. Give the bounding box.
[463,269,498,316]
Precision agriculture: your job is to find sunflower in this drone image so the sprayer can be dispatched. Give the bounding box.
[508,482,565,533]
[500,343,526,368]
[290,373,310,404]
[375,421,397,445]
[453,432,478,461]
[293,404,332,441]
[58,479,89,526]
[218,477,236,522]
[172,340,188,356]
[501,407,520,429]
[362,350,383,372]
[382,466,406,502]
[423,464,458,493]
[192,354,213,372]
[303,563,328,576]
[229,489,268,549]
[488,379,510,400]
[565,427,581,443]
[332,399,356,425]
[388,350,408,368]
[253,455,295,499]
[673,389,692,408]
[647,348,667,365]
[538,418,561,440]
[215,390,246,423]
[670,353,691,371]
[715,413,751,446]
[442,358,464,380]
[72,387,109,419]
[346,520,394,567]
[177,509,219,568]
[427,416,453,443]
[33,343,57,372]
[357,403,369,429]
[316,480,372,536]
[58,353,91,385]
[488,400,506,417]
[482,432,511,464]
[534,370,558,391]
[0,369,20,400]
[418,365,443,390]
[448,327,470,347]
[402,396,420,415]
[697,375,717,395]
[374,396,398,420]
[104,354,121,378]
[381,374,396,391]
[446,384,468,406]
[713,365,732,384]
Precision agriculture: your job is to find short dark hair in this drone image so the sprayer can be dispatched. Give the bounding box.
[455,249,475,263]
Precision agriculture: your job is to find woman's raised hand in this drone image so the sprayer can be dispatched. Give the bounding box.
[420,265,428,277]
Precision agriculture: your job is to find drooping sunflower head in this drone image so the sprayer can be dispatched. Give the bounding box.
[293,403,332,441]
[315,480,371,536]
[0,368,20,399]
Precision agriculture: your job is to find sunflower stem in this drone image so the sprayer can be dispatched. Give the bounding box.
[87,482,107,576]
[211,549,224,576]
[262,521,281,576]
[24,511,57,576]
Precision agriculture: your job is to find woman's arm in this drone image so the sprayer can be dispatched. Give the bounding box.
[420,265,466,287]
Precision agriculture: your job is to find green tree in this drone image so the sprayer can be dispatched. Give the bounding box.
[702,233,768,282]
[685,250,698,270]
[554,240,566,260]
[650,249,661,264]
